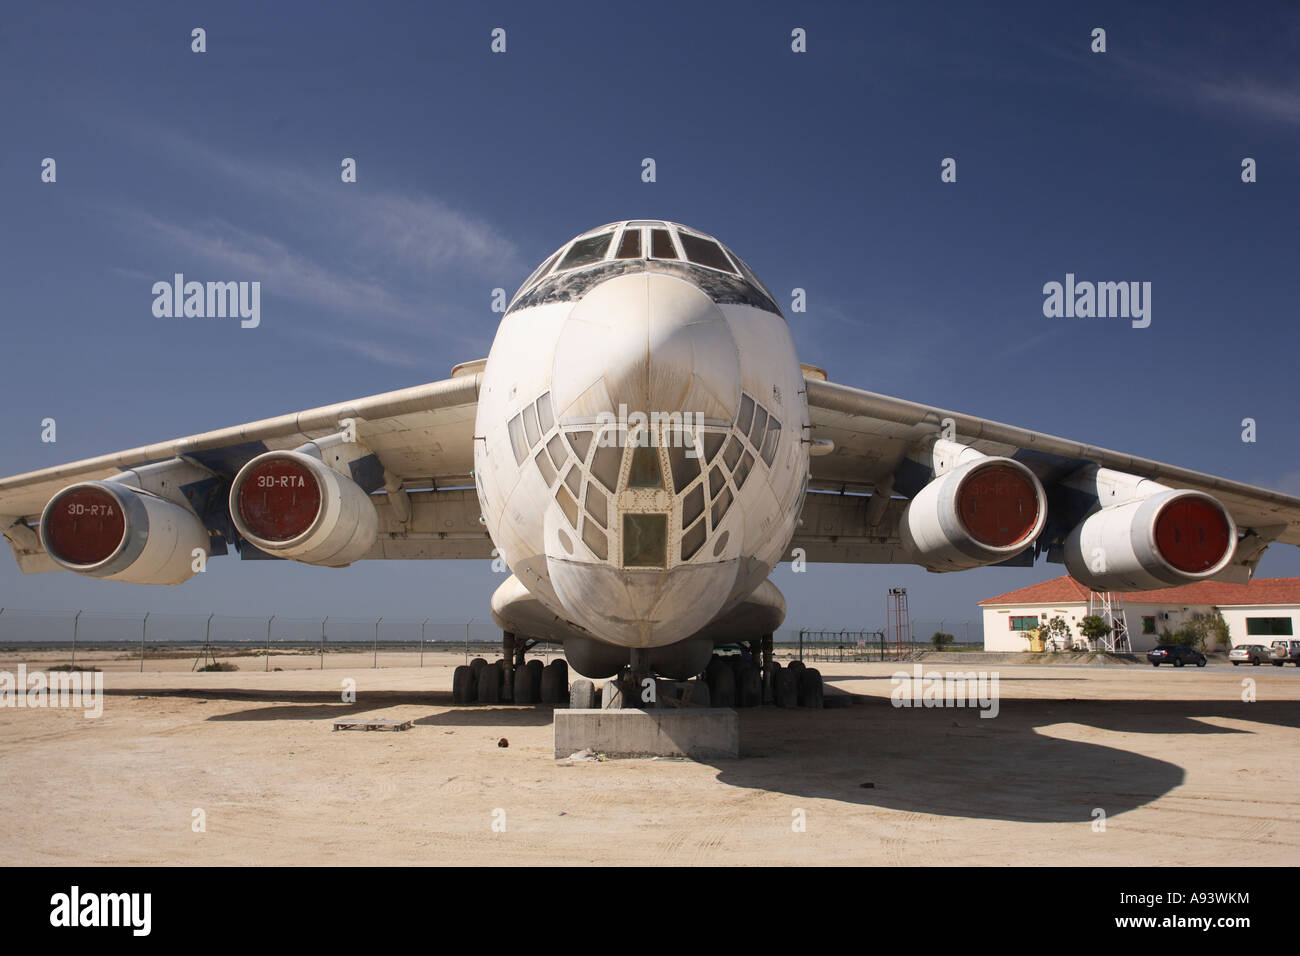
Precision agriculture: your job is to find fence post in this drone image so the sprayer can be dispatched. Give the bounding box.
[140,612,149,672]
[420,618,428,667]
[465,618,472,664]
[266,615,275,672]
[321,617,328,669]
[72,610,82,667]
[374,617,382,668]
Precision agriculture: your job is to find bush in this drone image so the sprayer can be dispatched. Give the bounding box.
[198,661,239,672]
[931,631,954,649]
[1079,615,1112,642]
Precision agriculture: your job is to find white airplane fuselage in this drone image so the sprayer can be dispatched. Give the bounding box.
[473,221,808,653]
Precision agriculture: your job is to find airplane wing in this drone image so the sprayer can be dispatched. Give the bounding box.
[0,367,492,573]
[794,373,1300,579]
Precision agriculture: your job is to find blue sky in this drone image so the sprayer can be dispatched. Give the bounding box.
[1,1,1298,637]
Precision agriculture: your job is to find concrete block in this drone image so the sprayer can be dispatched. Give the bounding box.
[554,708,739,759]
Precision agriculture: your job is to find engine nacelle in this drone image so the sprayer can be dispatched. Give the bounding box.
[229,450,378,566]
[39,481,208,585]
[900,458,1047,571]
[1064,489,1236,591]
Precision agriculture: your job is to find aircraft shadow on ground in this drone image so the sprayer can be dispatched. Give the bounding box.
[707,697,1300,823]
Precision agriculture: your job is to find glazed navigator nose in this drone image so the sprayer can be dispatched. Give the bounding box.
[548,272,741,425]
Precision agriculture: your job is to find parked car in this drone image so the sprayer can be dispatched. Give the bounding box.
[1268,640,1300,666]
[1229,644,1271,665]
[1148,645,1207,667]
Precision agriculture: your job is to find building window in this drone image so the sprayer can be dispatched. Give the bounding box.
[1142,616,1156,635]
[1009,615,1039,631]
[1246,617,1294,636]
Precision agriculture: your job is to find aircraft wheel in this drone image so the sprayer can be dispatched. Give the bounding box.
[452,665,477,704]
[540,660,569,704]
[682,679,710,707]
[514,661,538,704]
[709,665,736,708]
[477,661,502,703]
[798,668,824,708]
[787,660,806,682]
[775,668,799,708]
[470,657,488,679]
[569,678,596,709]
[735,662,762,708]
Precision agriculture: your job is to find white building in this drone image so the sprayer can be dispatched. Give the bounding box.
[979,575,1300,652]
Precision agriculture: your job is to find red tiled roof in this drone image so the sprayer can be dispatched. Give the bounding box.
[978,575,1300,608]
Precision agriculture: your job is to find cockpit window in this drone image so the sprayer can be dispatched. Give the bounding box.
[557,232,613,271]
[615,228,642,259]
[678,233,736,274]
[650,229,678,260]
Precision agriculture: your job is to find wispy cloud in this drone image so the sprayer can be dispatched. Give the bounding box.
[105,124,520,368]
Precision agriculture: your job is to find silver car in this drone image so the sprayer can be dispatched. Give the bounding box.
[1229,644,1270,665]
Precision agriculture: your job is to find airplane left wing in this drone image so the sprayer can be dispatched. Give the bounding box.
[795,373,1300,585]
[0,368,492,575]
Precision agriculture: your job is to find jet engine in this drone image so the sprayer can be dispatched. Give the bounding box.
[1064,488,1236,591]
[39,481,208,585]
[229,450,378,566]
[900,458,1047,571]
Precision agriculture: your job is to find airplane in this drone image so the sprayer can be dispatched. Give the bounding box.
[3,219,1299,709]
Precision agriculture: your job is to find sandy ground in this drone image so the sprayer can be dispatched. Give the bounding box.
[1,650,1297,866]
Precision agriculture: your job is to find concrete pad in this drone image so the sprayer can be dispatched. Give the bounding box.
[554,708,739,759]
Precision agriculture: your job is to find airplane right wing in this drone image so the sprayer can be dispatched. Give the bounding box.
[792,374,1300,587]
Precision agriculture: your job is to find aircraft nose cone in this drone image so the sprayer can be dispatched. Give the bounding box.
[550,273,740,424]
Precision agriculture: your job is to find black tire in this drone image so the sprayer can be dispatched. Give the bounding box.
[514,662,538,704]
[682,679,710,707]
[709,665,736,708]
[1174,658,1184,667]
[798,668,824,708]
[452,665,477,704]
[775,668,799,708]
[470,657,488,679]
[735,662,761,708]
[1252,660,1259,666]
[1196,658,1206,667]
[540,660,569,704]
[1151,662,1159,667]
[787,660,807,679]
[569,678,596,709]
[1233,662,1239,666]
[1274,662,1284,667]
[477,661,502,703]
[518,659,544,703]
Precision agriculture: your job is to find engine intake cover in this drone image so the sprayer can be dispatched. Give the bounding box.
[40,481,208,585]
[900,458,1047,571]
[1064,489,1236,591]
[230,451,378,566]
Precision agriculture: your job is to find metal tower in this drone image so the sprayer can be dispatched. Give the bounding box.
[1088,591,1131,653]
[887,587,912,660]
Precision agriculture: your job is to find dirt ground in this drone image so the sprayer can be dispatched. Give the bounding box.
[1,650,1297,865]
